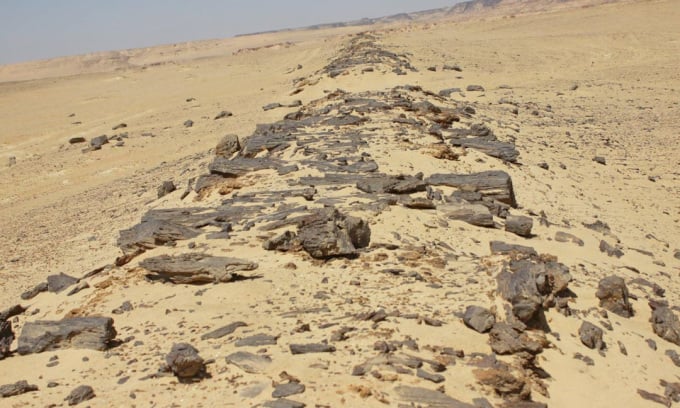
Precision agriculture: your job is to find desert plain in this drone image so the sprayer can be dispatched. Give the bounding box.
[0,0,679,407]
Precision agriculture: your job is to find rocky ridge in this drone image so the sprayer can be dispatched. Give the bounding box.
[1,26,679,408]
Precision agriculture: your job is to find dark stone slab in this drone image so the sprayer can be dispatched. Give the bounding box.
[289,343,336,355]
[505,215,533,237]
[490,241,537,256]
[0,380,38,398]
[263,399,306,408]
[21,282,48,300]
[209,156,280,177]
[394,385,475,408]
[426,171,517,208]
[18,317,116,355]
[47,273,79,293]
[297,208,370,259]
[236,334,279,347]
[201,321,248,340]
[140,253,258,284]
[272,382,305,398]
[489,323,543,355]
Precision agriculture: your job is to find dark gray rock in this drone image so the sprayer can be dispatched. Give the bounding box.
[356,174,426,194]
[263,102,283,111]
[263,399,306,408]
[0,320,14,359]
[21,282,48,300]
[140,253,258,284]
[112,301,133,314]
[183,119,194,128]
[226,351,272,374]
[214,110,232,120]
[18,317,117,355]
[157,181,176,198]
[489,323,544,355]
[289,343,336,355]
[0,304,26,322]
[490,241,537,256]
[466,85,485,92]
[272,382,305,398]
[263,231,297,251]
[402,196,436,209]
[450,137,519,163]
[236,334,279,347]
[417,368,446,383]
[297,208,370,259]
[116,219,201,264]
[593,156,606,165]
[69,137,86,144]
[112,123,127,130]
[596,276,633,318]
[65,385,95,406]
[394,385,476,408]
[599,240,624,258]
[209,156,279,177]
[47,273,79,293]
[579,321,605,350]
[90,135,108,148]
[201,321,247,340]
[0,380,38,398]
[505,215,533,237]
[439,202,494,227]
[426,171,517,208]
[215,134,240,157]
[651,307,680,346]
[463,306,496,333]
[555,231,584,246]
[166,343,205,379]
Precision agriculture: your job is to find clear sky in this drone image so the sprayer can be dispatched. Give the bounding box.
[0,0,462,65]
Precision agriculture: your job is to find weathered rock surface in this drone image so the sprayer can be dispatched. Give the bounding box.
[489,323,544,355]
[157,180,176,198]
[505,215,533,237]
[289,343,336,355]
[356,174,426,194]
[18,317,116,355]
[490,241,537,256]
[426,171,517,208]
[596,276,633,318]
[263,399,306,408]
[272,382,305,398]
[140,253,258,284]
[236,334,279,347]
[651,307,680,346]
[215,134,241,157]
[296,209,370,259]
[599,239,624,258]
[226,351,272,374]
[555,231,584,246]
[440,201,494,227]
[579,321,605,350]
[65,385,95,406]
[394,385,476,408]
[47,273,79,293]
[166,343,205,380]
[201,321,247,340]
[463,306,496,333]
[0,380,38,398]
[0,320,13,359]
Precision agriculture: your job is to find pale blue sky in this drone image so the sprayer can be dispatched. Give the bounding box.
[0,1,462,65]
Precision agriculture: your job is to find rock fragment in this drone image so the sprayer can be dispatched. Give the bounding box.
[505,215,533,237]
[272,382,305,398]
[214,110,232,120]
[47,273,79,293]
[201,321,247,340]
[463,306,496,333]
[140,253,258,284]
[65,385,95,406]
[0,380,38,398]
[651,307,680,346]
[18,317,117,355]
[157,181,176,198]
[165,343,205,380]
[215,134,241,157]
[596,276,633,317]
[226,351,272,374]
[579,321,604,350]
[289,343,336,355]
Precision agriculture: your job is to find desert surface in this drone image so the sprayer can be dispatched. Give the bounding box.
[1,0,679,407]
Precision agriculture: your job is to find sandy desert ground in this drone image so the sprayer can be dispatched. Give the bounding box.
[0,0,679,407]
